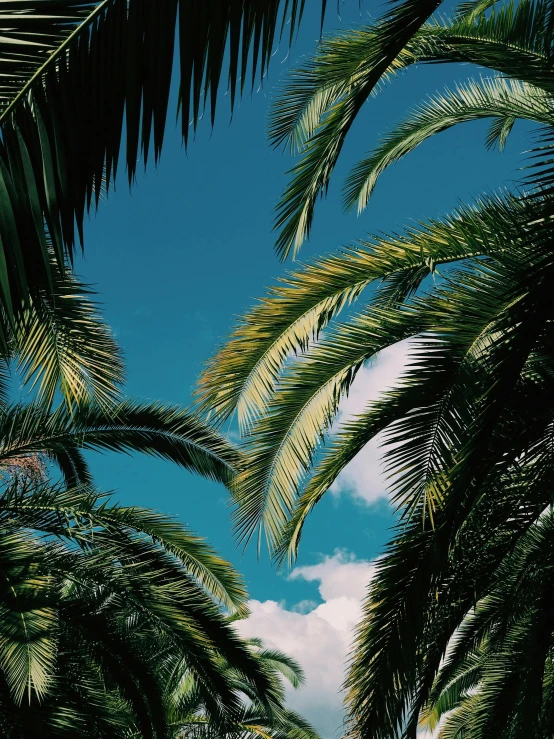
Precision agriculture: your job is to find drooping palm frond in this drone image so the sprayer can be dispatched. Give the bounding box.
[199,193,551,551]
[345,415,554,739]
[7,268,124,411]
[0,264,124,410]
[0,479,289,736]
[0,530,58,707]
[0,398,241,487]
[168,637,317,739]
[0,481,248,614]
[0,0,336,341]
[197,192,528,428]
[343,77,552,214]
[200,180,554,735]
[269,0,554,257]
[271,0,446,260]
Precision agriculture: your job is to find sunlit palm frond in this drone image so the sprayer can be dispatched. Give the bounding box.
[202,193,551,554]
[0,480,290,733]
[0,532,58,707]
[271,0,455,259]
[270,0,554,257]
[198,192,529,428]
[343,77,552,214]
[10,270,124,412]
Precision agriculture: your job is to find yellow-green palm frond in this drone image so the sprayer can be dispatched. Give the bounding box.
[10,270,124,412]
[198,192,526,429]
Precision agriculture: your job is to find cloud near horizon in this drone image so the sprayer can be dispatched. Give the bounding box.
[237,551,377,739]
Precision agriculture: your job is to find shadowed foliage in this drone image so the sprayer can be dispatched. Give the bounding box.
[198,0,554,736]
[0,0,345,345]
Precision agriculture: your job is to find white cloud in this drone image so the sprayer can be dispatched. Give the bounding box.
[237,551,376,739]
[330,340,413,505]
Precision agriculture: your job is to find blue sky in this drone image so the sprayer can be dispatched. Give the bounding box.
[72,2,531,735]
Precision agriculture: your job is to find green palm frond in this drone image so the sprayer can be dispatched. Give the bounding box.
[168,638,318,739]
[231,303,422,550]
[0,0,340,332]
[0,399,241,486]
[270,0,554,257]
[345,377,554,738]
[9,269,124,411]
[201,193,551,553]
[418,510,554,739]
[0,0,336,341]
[0,532,58,706]
[343,77,552,214]
[0,481,248,615]
[201,135,554,736]
[0,479,299,734]
[198,192,528,428]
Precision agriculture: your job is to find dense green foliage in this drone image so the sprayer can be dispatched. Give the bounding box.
[199,0,554,736]
[0,246,317,735]
[0,1,348,734]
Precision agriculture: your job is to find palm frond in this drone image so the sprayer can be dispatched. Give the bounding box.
[343,77,551,214]
[270,0,554,256]
[0,532,58,706]
[10,269,124,411]
[0,399,241,486]
[0,481,248,614]
[198,192,529,428]
[0,0,332,336]
[272,0,444,259]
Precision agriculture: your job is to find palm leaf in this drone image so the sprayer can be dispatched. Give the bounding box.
[0,0,332,338]
[343,77,551,214]
[0,399,241,486]
[10,268,124,411]
[198,192,526,428]
[270,0,554,257]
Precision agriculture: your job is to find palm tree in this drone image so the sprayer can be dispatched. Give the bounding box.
[0,263,125,409]
[0,0,396,346]
[170,638,320,739]
[418,509,554,739]
[196,0,554,735]
[0,479,279,737]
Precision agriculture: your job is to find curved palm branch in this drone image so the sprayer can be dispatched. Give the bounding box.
[0,481,248,614]
[270,0,554,257]
[199,193,550,549]
[199,184,554,736]
[0,0,339,344]
[197,192,526,427]
[6,269,124,411]
[0,399,241,487]
[0,265,124,411]
[346,430,554,739]
[169,637,317,739]
[343,76,552,214]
